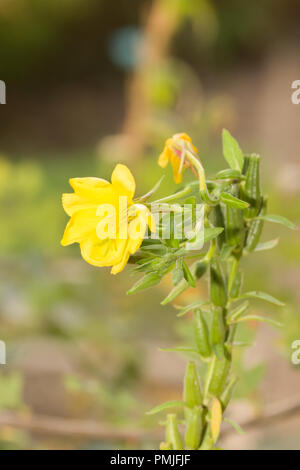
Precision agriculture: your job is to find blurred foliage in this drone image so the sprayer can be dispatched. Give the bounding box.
[0,371,23,410]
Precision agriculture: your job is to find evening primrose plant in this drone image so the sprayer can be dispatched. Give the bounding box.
[61,130,296,450]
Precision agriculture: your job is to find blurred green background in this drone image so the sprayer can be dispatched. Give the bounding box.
[0,0,300,450]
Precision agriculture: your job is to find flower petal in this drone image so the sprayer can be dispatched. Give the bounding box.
[80,235,126,267]
[111,164,136,199]
[62,179,117,217]
[61,209,98,246]
[170,155,183,184]
[70,177,110,195]
[62,193,99,217]
[158,149,169,168]
[110,248,130,275]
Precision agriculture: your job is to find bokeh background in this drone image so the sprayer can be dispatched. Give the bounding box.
[0,0,300,450]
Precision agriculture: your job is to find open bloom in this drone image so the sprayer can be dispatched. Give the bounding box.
[158,133,198,183]
[61,164,154,274]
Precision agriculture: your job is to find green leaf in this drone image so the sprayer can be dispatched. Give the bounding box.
[222,129,244,172]
[175,300,208,317]
[172,259,184,285]
[159,346,200,356]
[254,238,279,252]
[146,400,184,415]
[203,227,224,244]
[138,176,165,202]
[140,244,167,255]
[220,192,249,210]
[182,260,196,288]
[233,314,283,328]
[227,301,249,323]
[239,290,285,306]
[230,341,253,348]
[224,418,244,435]
[216,169,242,180]
[127,272,161,295]
[219,244,234,260]
[256,214,297,230]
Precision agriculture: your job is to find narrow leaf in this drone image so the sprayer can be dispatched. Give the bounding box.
[239,290,285,306]
[172,259,184,285]
[127,272,161,295]
[224,418,244,435]
[159,346,200,355]
[233,314,282,328]
[222,129,244,172]
[175,301,208,317]
[220,192,249,209]
[254,238,279,252]
[146,400,184,415]
[138,176,165,202]
[182,261,196,288]
[256,214,297,230]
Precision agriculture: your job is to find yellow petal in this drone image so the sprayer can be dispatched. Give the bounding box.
[110,247,130,275]
[70,177,110,196]
[61,209,98,246]
[173,132,198,153]
[62,193,98,217]
[111,164,135,199]
[80,236,126,267]
[158,149,169,168]
[210,397,222,444]
[62,180,117,217]
[170,155,183,184]
[173,132,191,142]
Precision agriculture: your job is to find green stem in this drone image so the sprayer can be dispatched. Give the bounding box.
[185,150,220,205]
[152,184,195,204]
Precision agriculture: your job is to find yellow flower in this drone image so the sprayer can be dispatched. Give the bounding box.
[61,164,154,274]
[158,133,198,183]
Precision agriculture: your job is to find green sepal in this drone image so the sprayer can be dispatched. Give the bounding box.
[210,258,227,307]
[184,406,203,450]
[166,414,184,450]
[204,353,231,398]
[183,362,203,409]
[241,153,261,218]
[245,197,266,251]
[210,308,226,358]
[194,309,211,358]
